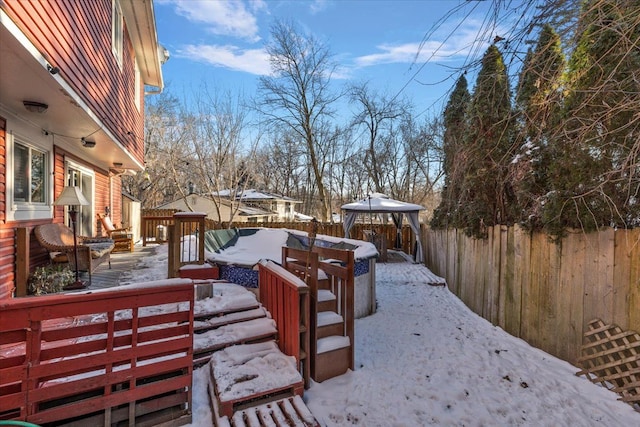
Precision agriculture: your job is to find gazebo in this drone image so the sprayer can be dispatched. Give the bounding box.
[341,193,426,262]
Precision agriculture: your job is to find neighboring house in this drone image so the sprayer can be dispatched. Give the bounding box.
[215,189,303,222]
[0,0,165,297]
[155,194,277,223]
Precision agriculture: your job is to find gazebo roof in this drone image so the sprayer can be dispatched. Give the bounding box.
[341,193,425,213]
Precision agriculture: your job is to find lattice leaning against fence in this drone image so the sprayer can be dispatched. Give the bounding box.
[576,318,640,411]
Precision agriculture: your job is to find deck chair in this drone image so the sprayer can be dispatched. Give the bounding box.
[34,223,114,285]
[97,213,134,252]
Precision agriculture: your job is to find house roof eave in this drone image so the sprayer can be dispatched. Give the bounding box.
[119,0,165,90]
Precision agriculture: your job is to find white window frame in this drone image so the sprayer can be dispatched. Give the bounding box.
[112,0,123,69]
[6,123,53,222]
[64,161,96,237]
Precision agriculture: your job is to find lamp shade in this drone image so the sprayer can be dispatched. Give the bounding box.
[54,186,90,206]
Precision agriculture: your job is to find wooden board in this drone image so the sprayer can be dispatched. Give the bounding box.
[227,395,319,427]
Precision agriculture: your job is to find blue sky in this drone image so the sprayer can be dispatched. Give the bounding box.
[153,0,527,120]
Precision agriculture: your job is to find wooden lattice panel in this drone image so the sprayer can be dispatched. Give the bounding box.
[576,318,640,409]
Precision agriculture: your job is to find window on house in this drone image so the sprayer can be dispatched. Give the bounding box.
[13,141,47,204]
[112,0,123,68]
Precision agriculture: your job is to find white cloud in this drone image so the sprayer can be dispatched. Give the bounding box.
[309,0,329,15]
[178,44,271,75]
[169,0,263,42]
[354,19,490,68]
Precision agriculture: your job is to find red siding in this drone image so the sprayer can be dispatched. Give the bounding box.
[0,117,11,299]
[95,169,110,233]
[0,116,5,225]
[3,0,145,164]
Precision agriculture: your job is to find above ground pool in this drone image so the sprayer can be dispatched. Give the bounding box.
[201,228,379,318]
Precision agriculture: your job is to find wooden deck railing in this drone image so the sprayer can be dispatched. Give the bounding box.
[258,260,311,388]
[140,208,181,246]
[282,245,355,381]
[168,213,206,278]
[0,280,195,426]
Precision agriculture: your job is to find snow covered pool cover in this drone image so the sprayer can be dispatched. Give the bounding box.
[204,228,378,268]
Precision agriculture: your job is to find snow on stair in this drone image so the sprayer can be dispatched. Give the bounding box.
[195,282,260,317]
[194,317,277,353]
[317,289,335,302]
[194,307,268,331]
[317,311,343,327]
[317,335,350,354]
[220,395,319,427]
[209,341,305,419]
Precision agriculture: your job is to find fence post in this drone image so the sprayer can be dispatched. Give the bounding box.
[16,227,29,297]
[167,224,177,278]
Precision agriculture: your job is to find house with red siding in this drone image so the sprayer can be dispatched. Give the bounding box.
[0,0,166,298]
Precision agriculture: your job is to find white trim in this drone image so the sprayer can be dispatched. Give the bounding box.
[112,0,124,70]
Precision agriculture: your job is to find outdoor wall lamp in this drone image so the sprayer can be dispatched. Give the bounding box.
[23,100,48,114]
[81,138,96,148]
[47,64,59,75]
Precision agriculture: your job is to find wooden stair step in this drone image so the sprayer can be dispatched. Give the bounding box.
[317,335,350,354]
[317,311,343,327]
[195,282,260,318]
[216,395,319,427]
[317,290,337,312]
[209,341,305,419]
[313,336,351,383]
[194,307,268,332]
[317,289,335,303]
[316,311,344,338]
[194,317,277,363]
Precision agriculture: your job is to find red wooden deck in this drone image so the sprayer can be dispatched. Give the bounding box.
[0,280,194,426]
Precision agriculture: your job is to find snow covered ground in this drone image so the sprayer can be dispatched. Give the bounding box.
[122,245,640,426]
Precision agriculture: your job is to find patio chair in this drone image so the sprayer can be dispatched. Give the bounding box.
[34,223,114,285]
[97,213,134,252]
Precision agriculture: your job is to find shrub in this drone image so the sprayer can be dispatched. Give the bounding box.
[28,265,74,295]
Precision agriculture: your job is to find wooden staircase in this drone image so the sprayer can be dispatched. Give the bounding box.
[186,235,357,425]
[282,245,355,383]
[194,276,318,426]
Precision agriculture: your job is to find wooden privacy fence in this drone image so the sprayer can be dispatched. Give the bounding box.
[0,280,194,426]
[422,225,640,365]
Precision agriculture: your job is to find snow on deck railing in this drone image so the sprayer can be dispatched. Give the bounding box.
[258,259,311,388]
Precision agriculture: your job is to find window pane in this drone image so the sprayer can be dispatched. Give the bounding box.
[14,143,28,202]
[31,149,46,203]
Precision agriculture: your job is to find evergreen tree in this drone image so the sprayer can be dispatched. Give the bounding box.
[457,45,515,237]
[511,24,565,229]
[431,74,470,228]
[545,0,640,236]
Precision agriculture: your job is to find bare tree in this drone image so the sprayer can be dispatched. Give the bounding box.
[253,127,305,197]
[124,91,193,208]
[257,20,342,221]
[349,82,409,194]
[188,85,260,225]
